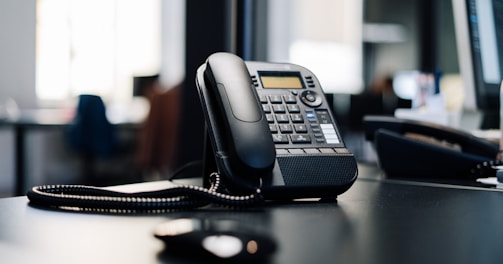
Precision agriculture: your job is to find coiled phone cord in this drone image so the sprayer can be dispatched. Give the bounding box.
[27,173,264,212]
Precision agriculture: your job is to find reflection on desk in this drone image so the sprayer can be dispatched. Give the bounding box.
[1,177,503,264]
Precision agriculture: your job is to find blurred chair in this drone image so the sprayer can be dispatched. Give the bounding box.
[66,94,117,184]
[136,85,181,180]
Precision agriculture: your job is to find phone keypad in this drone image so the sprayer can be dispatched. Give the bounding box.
[261,93,340,147]
[261,94,310,144]
[248,66,348,157]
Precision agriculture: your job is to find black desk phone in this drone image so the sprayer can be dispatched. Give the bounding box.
[363,115,500,180]
[196,52,357,200]
[27,52,357,211]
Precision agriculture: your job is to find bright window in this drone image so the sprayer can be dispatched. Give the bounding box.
[268,0,363,94]
[36,0,161,104]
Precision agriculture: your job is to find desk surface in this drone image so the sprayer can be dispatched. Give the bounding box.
[2,176,503,264]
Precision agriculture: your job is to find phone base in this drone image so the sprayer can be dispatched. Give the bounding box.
[203,137,358,200]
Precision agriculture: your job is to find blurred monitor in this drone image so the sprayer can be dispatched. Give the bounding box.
[453,0,503,129]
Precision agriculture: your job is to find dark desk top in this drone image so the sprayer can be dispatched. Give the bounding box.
[1,176,503,264]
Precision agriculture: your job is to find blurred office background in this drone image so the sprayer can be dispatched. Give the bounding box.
[0,0,462,196]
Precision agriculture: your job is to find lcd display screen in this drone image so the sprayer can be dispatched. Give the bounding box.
[260,73,304,89]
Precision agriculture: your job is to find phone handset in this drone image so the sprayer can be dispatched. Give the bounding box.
[204,53,276,177]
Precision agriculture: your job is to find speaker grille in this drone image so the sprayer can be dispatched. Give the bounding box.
[277,155,357,186]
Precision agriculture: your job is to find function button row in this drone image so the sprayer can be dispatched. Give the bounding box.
[276,148,351,155]
[315,110,340,144]
[316,110,332,124]
[308,109,341,144]
[320,124,340,144]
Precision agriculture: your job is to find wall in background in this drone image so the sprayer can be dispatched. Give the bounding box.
[0,129,14,195]
[0,0,36,195]
[364,0,459,80]
[0,0,37,109]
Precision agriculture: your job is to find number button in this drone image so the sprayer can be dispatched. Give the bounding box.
[272,104,286,113]
[262,104,271,113]
[275,114,289,123]
[294,124,308,133]
[269,95,283,104]
[279,124,293,133]
[287,104,300,113]
[290,114,303,123]
[290,134,311,143]
[272,134,289,143]
[266,114,274,123]
[283,95,297,103]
